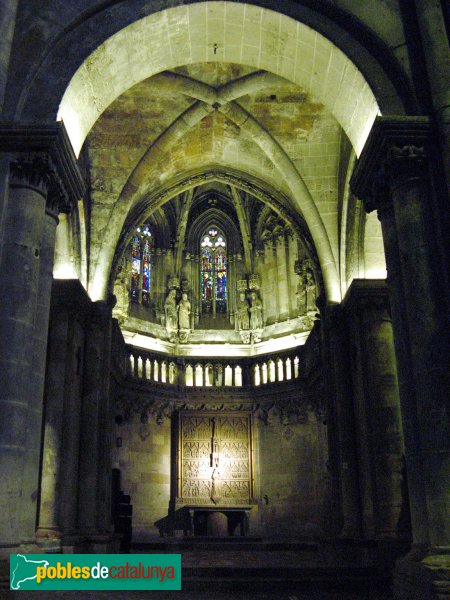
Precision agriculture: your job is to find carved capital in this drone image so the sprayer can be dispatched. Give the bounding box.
[385,144,428,190]
[0,121,85,212]
[351,116,431,215]
[9,155,51,197]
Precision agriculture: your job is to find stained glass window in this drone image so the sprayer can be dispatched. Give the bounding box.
[200,228,227,315]
[130,224,153,306]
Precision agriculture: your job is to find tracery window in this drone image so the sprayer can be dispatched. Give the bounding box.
[130,224,153,306]
[200,227,227,315]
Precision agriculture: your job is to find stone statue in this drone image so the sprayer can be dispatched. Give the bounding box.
[296,269,317,315]
[178,292,191,330]
[164,289,178,337]
[305,269,317,313]
[250,292,263,330]
[236,292,250,330]
[296,280,307,315]
[113,257,131,324]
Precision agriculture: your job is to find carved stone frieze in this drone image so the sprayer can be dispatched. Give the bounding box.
[115,386,326,428]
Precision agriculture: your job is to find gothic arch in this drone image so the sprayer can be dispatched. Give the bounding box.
[185,207,242,256]
[109,167,322,297]
[13,0,413,128]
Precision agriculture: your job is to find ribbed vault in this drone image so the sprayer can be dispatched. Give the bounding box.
[59,3,380,158]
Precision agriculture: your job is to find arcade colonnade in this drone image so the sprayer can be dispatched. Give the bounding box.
[0,2,448,598]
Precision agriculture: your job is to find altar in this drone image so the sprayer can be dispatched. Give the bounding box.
[174,412,255,536]
[184,506,251,537]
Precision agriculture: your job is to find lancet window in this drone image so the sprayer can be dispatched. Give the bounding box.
[130,224,153,306]
[200,227,227,316]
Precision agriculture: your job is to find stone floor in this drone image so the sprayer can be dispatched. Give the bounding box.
[1,540,395,599]
[4,592,393,599]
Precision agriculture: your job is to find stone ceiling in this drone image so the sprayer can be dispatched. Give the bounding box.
[87,62,344,301]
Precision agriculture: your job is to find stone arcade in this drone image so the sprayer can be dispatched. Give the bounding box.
[0,1,448,598]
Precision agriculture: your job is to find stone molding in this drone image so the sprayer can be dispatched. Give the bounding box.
[0,121,85,212]
[350,116,431,213]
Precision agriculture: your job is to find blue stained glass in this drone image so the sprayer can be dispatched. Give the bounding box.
[200,228,227,314]
[130,226,153,305]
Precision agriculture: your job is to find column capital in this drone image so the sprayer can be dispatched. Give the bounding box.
[350,116,432,213]
[342,279,390,315]
[0,121,85,213]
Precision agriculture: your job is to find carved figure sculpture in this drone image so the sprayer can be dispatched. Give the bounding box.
[235,292,250,330]
[305,270,317,313]
[164,289,178,335]
[178,292,191,330]
[296,269,317,315]
[296,280,307,315]
[250,292,263,330]
[113,257,131,324]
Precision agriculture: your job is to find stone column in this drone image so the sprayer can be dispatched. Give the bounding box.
[351,117,450,597]
[0,159,46,547]
[344,280,410,541]
[19,179,65,544]
[377,183,430,548]
[77,298,115,550]
[0,123,83,551]
[414,0,450,190]
[0,0,19,112]
[36,280,90,550]
[324,304,362,537]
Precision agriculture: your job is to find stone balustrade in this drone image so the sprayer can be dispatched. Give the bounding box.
[125,346,302,388]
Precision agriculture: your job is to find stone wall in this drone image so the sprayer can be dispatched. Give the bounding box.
[113,414,172,542]
[256,409,330,538]
[112,392,330,541]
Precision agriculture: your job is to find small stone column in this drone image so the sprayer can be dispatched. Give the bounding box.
[351,117,450,596]
[284,234,293,318]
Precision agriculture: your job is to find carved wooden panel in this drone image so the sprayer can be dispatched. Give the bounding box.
[177,412,253,506]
